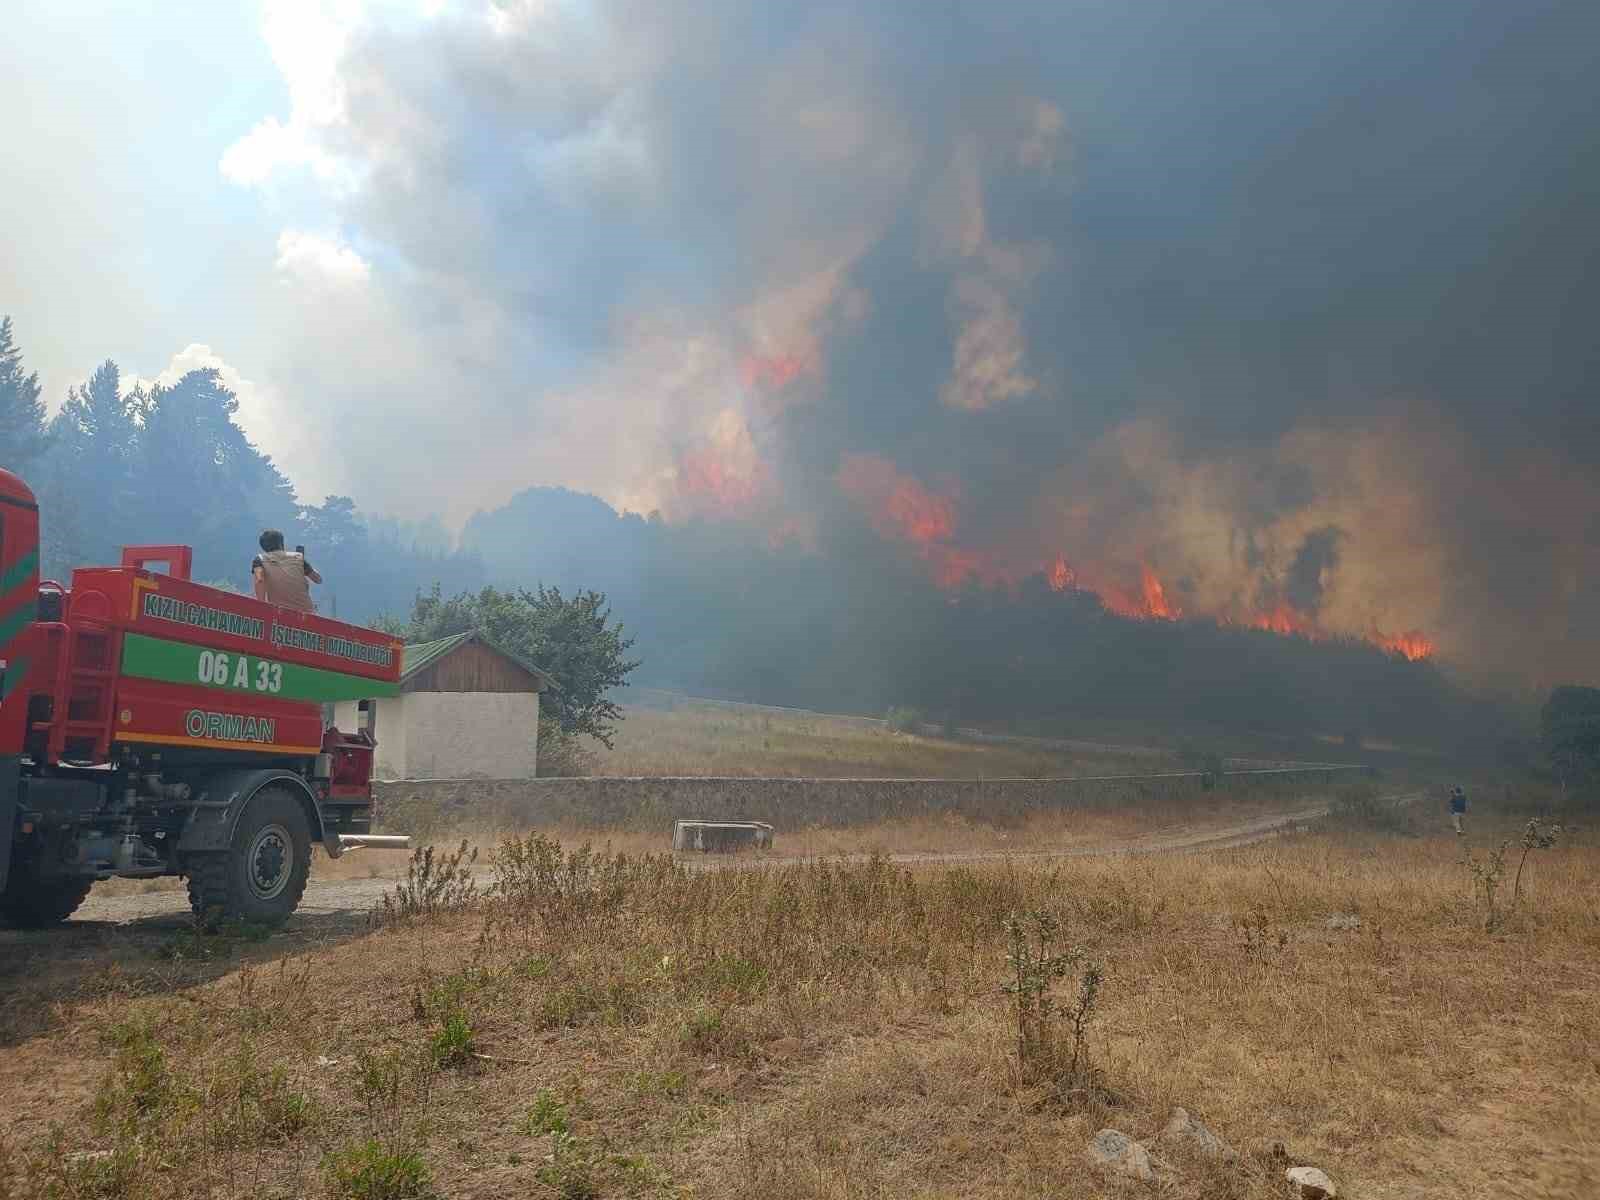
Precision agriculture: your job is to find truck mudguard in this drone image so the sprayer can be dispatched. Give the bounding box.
[175,769,328,856]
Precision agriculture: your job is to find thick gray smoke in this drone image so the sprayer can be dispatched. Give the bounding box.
[232,0,1600,687]
[1283,529,1343,618]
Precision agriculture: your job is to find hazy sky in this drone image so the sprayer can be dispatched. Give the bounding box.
[5,0,1598,682]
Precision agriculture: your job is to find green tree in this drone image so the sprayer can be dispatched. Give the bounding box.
[299,495,363,556]
[1541,685,1600,797]
[41,360,140,566]
[395,585,640,746]
[136,368,298,579]
[0,315,49,467]
[56,360,137,454]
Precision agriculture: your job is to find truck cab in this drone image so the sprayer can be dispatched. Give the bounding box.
[0,466,407,928]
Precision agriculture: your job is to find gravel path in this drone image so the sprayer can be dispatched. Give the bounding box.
[72,877,398,928]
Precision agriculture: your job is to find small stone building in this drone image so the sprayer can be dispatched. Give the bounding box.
[334,632,555,780]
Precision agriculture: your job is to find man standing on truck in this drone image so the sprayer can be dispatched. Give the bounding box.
[252,529,321,612]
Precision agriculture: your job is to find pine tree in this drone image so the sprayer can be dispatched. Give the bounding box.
[136,368,299,580]
[0,315,50,468]
[42,360,140,567]
[56,360,136,454]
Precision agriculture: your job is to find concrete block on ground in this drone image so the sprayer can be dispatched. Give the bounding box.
[673,819,774,853]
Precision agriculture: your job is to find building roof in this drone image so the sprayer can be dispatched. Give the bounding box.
[400,632,559,691]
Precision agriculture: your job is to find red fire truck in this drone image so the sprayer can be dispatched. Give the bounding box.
[0,466,408,928]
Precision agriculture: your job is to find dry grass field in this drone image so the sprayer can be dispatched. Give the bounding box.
[594,694,1179,779]
[2,794,1594,1200]
[82,789,1337,910]
[83,779,1338,913]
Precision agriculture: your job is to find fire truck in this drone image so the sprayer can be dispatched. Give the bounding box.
[0,466,408,928]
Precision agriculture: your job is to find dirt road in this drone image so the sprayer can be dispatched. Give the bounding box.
[68,799,1359,929]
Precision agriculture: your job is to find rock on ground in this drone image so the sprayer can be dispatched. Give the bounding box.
[1286,1165,1337,1198]
[1159,1107,1237,1161]
[1084,1129,1170,1181]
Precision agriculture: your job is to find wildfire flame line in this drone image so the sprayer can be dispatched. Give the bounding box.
[1371,629,1435,662]
[687,448,1440,662]
[676,448,766,513]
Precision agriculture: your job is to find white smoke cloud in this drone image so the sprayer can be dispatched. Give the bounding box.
[214,0,936,524]
[273,231,372,287]
[923,136,1045,412]
[941,277,1037,412]
[220,0,363,189]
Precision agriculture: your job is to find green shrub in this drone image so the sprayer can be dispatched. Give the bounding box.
[682,1005,724,1051]
[380,840,479,923]
[325,1139,432,1200]
[537,718,599,777]
[1002,910,1103,1092]
[523,1089,571,1136]
[429,1011,476,1068]
[535,1131,598,1200]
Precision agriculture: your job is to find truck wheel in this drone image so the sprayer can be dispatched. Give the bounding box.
[0,868,94,928]
[187,787,311,928]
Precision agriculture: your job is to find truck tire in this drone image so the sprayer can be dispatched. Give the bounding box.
[186,787,311,928]
[0,868,94,928]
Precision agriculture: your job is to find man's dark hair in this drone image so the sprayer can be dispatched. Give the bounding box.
[259,529,286,552]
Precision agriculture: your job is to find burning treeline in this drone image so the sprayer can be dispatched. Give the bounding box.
[469,392,1509,749]
[676,366,1435,666]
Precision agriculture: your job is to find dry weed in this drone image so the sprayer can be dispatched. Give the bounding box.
[2,823,1596,1199]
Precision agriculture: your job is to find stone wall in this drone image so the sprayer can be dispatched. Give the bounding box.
[373,767,1368,837]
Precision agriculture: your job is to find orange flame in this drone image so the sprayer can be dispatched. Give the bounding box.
[1140,563,1180,620]
[835,454,1032,589]
[676,448,767,515]
[1248,601,1319,638]
[884,483,954,545]
[1035,552,1436,653]
[1095,586,1141,620]
[832,459,1436,656]
[1094,564,1181,621]
[1047,553,1075,592]
[1238,604,1435,659]
[1374,628,1435,661]
[836,453,955,546]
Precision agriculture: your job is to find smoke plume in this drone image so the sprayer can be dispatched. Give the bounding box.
[226,0,1600,688]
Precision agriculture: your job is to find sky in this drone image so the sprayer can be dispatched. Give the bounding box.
[3,0,1598,685]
